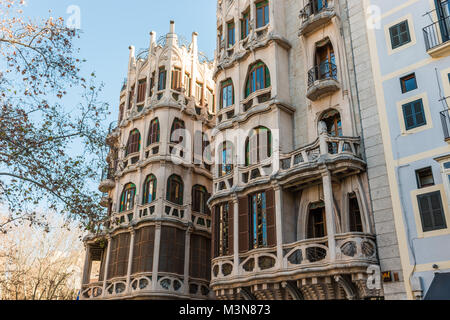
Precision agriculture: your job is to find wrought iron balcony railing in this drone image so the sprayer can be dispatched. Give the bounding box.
[440,109,450,141]
[423,15,450,51]
[307,61,338,87]
[300,0,329,20]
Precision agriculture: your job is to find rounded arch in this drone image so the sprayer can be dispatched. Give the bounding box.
[166,174,184,205]
[126,129,141,156]
[244,60,271,98]
[245,126,272,166]
[219,78,235,110]
[319,108,342,137]
[142,174,157,205]
[170,118,186,144]
[120,183,136,212]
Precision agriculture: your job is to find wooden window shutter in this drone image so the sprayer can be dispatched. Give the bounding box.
[211,206,218,258]
[228,201,234,254]
[238,196,249,253]
[265,189,276,247]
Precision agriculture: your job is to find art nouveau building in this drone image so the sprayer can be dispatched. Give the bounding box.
[81,22,216,300]
[208,0,386,300]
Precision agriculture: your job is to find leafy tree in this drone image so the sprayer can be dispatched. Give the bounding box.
[0,0,109,233]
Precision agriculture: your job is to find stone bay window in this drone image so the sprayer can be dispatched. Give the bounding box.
[245,61,271,98]
[119,183,136,212]
[126,129,141,157]
[142,174,157,204]
[166,174,184,205]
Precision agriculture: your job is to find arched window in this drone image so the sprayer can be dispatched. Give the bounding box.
[192,185,209,214]
[142,175,157,205]
[307,202,327,239]
[219,141,233,177]
[170,118,185,144]
[126,129,141,156]
[147,118,160,146]
[349,193,363,232]
[245,61,271,98]
[314,40,337,81]
[245,127,272,166]
[167,174,184,205]
[120,183,136,212]
[320,109,342,154]
[220,79,234,110]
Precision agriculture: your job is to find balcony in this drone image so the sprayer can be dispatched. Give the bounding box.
[423,15,450,57]
[440,109,450,143]
[211,233,378,299]
[299,0,336,36]
[307,61,340,101]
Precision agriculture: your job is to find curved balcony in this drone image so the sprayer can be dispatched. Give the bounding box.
[211,233,378,297]
[191,211,212,232]
[307,62,340,101]
[98,179,115,193]
[299,0,336,36]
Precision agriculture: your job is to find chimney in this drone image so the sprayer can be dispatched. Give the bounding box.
[166,20,178,47]
[149,31,156,53]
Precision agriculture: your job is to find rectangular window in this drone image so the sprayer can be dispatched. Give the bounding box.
[207,88,215,113]
[250,192,267,249]
[241,12,250,39]
[227,22,235,48]
[137,79,146,103]
[389,20,411,49]
[184,73,191,96]
[216,203,230,256]
[128,85,135,109]
[256,1,269,29]
[195,82,203,105]
[418,191,447,232]
[149,72,155,97]
[400,73,418,93]
[171,67,181,91]
[402,99,426,130]
[158,69,166,91]
[221,81,233,109]
[416,167,435,189]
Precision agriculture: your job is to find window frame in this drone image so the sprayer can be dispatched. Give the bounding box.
[389,20,411,50]
[245,62,271,98]
[256,0,269,29]
[417,191,447,233]
[250,191,268,249]
[147,118,160,146]
[142,174,157,205]
[416,167,435,189]
[120,183,136,212]
[126,129,141,156]
[402,98,427,131]
[220,79,234,110]
[166,174,184,205]
[400,73,418,94]
[158,68,167,91]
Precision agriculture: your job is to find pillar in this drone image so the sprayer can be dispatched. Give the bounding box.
[101,236,112,297]
[322,170,336,260]
[233,197,239,276]
[274,185,283,267]
[184,227,192,295]
[126,228,135,293]
[152,222,162,290]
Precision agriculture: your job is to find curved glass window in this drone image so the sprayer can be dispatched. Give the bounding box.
[120,183,136,212]
[245,127,272,166]
[142,175,157,205]
[245,62,271,98]
[167,175,184,205]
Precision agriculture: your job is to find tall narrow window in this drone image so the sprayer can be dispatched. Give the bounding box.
[256,1,269,29]
[216,202,230,256]
[126,129,141,156]
[170,118,185,144]
[349,193,363,232]
[128,85,135,109]
[402,99,426,130]
[418,191,447,232]
[147,118,160,146]
[171,67,182,91]
[228,21,235,48]
[167,174,184,205]
[120,183,136,212]
[245,127,272,166]
[207,88,215,113]
[320,109,342,154]
[158,67,167,91]
[314,41,337,81]
[142,175,157,205]
[245,62,271,98]
[307,202,327,239]
[149,72,155,97]
[251,192,267,249]
[119,103,124,122]
[241,11,250,39]
[219,142,233,177]
[137,79,146,103]
[184,73,191,96]
[192,185,208,214]
[195,82,204,105]
[220,79,234,109]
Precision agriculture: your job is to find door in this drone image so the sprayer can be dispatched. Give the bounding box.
[437,0,450,42]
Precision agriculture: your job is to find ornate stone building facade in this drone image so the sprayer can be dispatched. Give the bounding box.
[80,0,413,300]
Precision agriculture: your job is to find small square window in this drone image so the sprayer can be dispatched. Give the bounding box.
[416,167,435,189]
[400,73,418,93]
[402,99,426,130]
[444,162,450,170]
[389,20,411,50]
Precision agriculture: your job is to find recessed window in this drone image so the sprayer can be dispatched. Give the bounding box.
[402,99,426,130]
[256,0,269,29]
[417,191,447,232]
[416,167,435,189]
[158,68,166,91]
[400,73,417,93]
[227,21,235,48]
[241,11,250,39]
[250,192,268,249]
[389,20,411,50]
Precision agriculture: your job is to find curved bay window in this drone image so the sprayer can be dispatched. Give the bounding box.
[245,127,272,166]
[192,185,209,214]
[166,174,184,205]
[147,118,160,146]
[349,193,363,232]
[170,118,185,144]
[219,142,233,177]
[126,129,141,156]
[307,202,327,239]
[220,79,234,110]
[142,174,157,205]
[245,61,271,98]
[320,109,342,154]
[120,183,136,212]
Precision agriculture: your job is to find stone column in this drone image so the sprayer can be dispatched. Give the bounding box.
[233,196,239,276]
[82,244,91,285]
[274,185,283,267]
[126,228,135,293]
[101,236,112,297]
[152,222,162,290]
[184,227,192,295]
[322,170,336,260]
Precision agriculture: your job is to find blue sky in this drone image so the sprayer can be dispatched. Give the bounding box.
[24,0,217,124]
